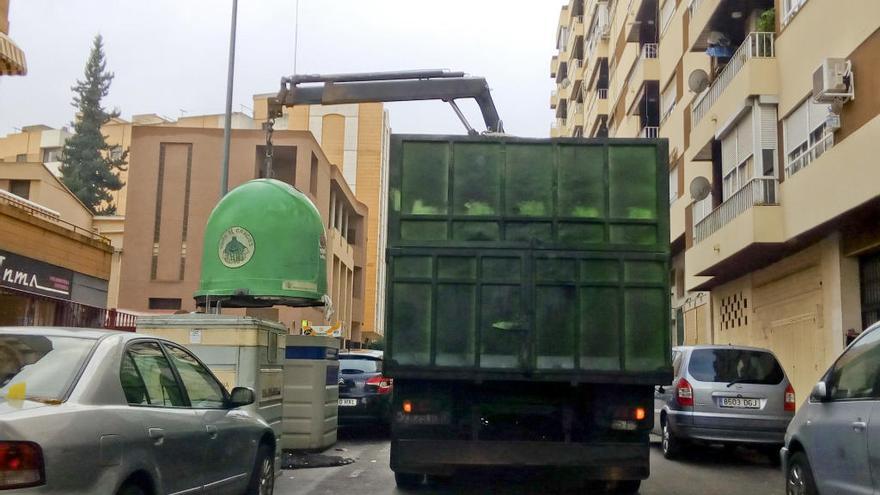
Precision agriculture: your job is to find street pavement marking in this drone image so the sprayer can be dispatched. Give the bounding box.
[349,469,365,478]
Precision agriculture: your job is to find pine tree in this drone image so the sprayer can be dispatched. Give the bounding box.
[60,34,127,215]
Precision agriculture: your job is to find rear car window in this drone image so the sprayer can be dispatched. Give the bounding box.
[340,357,382,374]
[0,333,96,402]
[688,348,784,385]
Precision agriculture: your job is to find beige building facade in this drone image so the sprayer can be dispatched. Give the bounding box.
[551,0,880,401]
[0,0,26,76]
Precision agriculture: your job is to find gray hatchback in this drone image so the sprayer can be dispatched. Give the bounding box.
[654,345,796,459]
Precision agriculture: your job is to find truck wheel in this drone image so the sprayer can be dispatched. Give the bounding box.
[661,420,682,459]
[394,472,424,488]
[786,452,817,495]
[611,480,641,494]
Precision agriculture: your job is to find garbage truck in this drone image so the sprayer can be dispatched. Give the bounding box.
[267,71,671,493]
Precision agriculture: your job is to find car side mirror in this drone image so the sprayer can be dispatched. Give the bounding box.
[810,381,829,402]
[229,387,256,408]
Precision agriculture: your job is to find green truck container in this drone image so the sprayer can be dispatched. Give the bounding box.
[385,136,672,492]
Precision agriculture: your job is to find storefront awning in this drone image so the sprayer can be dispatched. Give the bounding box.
[0,31,27,76]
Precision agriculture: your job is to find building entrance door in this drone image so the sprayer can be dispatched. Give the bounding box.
[860,251,880,328]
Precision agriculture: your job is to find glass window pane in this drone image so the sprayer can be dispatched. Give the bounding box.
[625,261,665,283]
[438,257,476,279]
[624,289,667,371]
[391,283,432,366]
[453,143,501,216]
[395,256,433,278]
[480,285,527,369]
[558,145,605,218]
[482,257,521,281]
[120,353,150,405]
[558,223,605,245]
[401,221,448,241]
[0,334,95,401]
[536,258,577,282]
[688,349,784,384]
[581,260,619,282]
[505,222,552,242]
[127,342,187,407]
[452,221,500,241]
[165,345,226,408]
[505,145,553,217]
[609,146,657,219]
[402,142,449,215]
[829,330,880,400]
[581,288,620,370]
[436,285,476,367]
[610,225,658,245]
[536,287,576,369]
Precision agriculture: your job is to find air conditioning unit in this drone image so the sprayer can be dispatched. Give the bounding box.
[813,58,854,103]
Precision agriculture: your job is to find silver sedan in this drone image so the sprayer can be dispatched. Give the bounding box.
[0,327,276,494]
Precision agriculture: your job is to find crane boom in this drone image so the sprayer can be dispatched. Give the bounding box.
[267,70,504,135]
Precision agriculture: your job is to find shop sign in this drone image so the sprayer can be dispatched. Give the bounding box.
[0,249,74,300]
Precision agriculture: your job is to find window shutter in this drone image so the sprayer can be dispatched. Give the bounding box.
[660,0,676,34]
[784,100,809,153]
[736,109,754,164]
[808,101,828,132]
[721,132,737,176]
[760,105,778,149]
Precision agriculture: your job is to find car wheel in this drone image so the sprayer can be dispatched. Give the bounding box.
[246,444,275,495]
[661,419,682,459]
[116,483,145,495]
[394,472,424,488]
[786,452,818,495]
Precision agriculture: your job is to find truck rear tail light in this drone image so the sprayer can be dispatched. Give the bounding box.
[610,406,649,431]
[366,376,393,394]
[402,400,413,414]
[0,441,44,489]
[784,384,796,412]
[675,378,694,407]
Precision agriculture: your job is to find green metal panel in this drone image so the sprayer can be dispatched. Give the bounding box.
[389,136,670,252]
[386,136,671,383]
[195,179,327,307]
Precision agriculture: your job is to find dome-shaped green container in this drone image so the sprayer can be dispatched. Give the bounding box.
[194,179,327,308]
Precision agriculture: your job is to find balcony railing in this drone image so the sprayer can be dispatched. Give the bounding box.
[692,32,775,125]
[640,126,659,138]
[598,88,608,99]
[0,189,111,245]
[785,133,834,178]
[694,177,778,243]
[641,43,658,59]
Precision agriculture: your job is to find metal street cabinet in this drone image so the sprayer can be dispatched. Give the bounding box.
[281,335,340,451]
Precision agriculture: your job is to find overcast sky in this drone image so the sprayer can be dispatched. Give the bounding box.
[0,1,563,138]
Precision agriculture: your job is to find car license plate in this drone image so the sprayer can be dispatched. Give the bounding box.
[338,399,358,407]
[720,397,760,409]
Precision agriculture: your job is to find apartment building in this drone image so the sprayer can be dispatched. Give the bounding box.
[551,0,880,400]
[0,0,26,76]
[117,125,370,346]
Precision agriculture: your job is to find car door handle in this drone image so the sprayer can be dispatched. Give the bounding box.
[147,428,165,446]
[852,421,868,432]
[205,425,218,439]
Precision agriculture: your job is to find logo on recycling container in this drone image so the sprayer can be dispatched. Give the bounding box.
[218,226,255,268]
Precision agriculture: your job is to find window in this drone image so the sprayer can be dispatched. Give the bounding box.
[672,350,683,377]
[0,333,96,401]
[721,110,755,199]
[339,357,382,374]
[125,342,186,407]
[827,329,880,400]
[659,0,675,36]
[688,348,784,385]
[782,0,809,25]
[120,352,150,405]
[660,78,677,122]
[165,345,226,408]
[310,152,319,195]
[110,146,123,161]
[42,147,62,163]
[784,98,831,176]
[148,298,182,310]
[9,180,30,200]
[668,165,679,204]
[15,154,26,163]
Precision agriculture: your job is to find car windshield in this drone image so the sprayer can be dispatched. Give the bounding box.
[339,357,382,374]
[0,333,97,402]
[688,348,784,385]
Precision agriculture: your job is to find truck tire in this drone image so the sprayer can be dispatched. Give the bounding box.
[394,472,424,489]
[661,419,683,459]
[612,480,641,494]
[786,452,817,495]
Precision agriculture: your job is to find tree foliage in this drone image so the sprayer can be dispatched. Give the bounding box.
[60,34,128,214]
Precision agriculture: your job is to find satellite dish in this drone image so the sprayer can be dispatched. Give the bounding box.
[690,176,712,201]
[688,70,710,93]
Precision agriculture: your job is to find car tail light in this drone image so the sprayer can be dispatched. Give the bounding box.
[0,441,44,489]
[366,376,393,394]
[784,384,796,412]
[675,378,694,407]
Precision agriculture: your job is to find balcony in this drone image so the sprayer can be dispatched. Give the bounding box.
[551,55,559,78]
[550,90,559,110]
[687,177,784,284]
[625,44,660,115]
[785,132,834,178]
[571,102,585,129]
[639,126,659,138]
[689,33,778,161]
[688,0,773,52]
[694,177,778,243]
[585,88,609,134]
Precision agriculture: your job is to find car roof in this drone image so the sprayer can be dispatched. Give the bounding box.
[340,349,383,359]
[673,344,777,353]
[0,326,122,340]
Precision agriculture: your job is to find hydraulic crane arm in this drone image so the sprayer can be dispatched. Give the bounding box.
[267,70,504,135]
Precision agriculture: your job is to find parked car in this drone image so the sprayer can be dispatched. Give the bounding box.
[0,327,276,494]
[782,321,880,495]
[654,345,796,459]
[337,350,392,427]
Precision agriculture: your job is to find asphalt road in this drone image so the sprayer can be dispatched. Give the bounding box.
[276,430,784,495]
